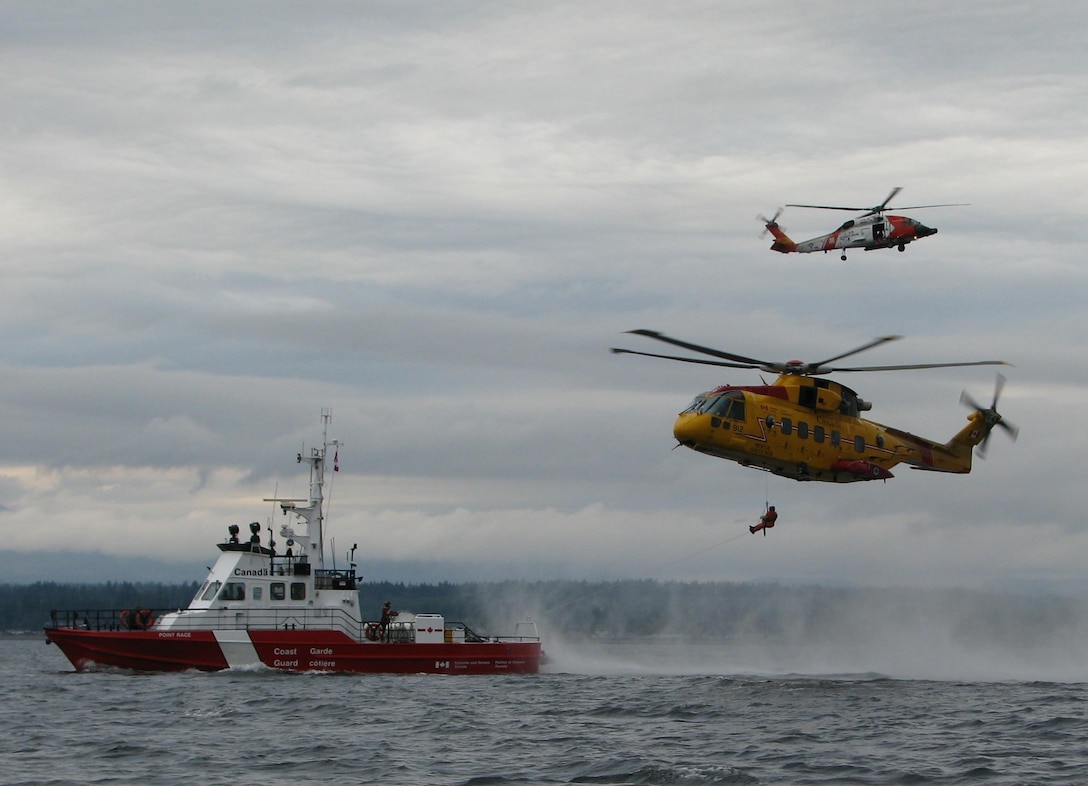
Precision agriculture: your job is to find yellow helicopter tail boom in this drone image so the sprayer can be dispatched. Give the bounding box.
[892,410,1000,475]
[881,422,974,474]
[893,375,1015,475]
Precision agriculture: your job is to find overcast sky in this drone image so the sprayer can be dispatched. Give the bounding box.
[2,1,1086,590]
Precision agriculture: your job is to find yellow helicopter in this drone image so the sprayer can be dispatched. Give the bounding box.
[611,330,1017,483]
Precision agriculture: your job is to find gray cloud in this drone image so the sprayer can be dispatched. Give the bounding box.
[0,1,1084,589]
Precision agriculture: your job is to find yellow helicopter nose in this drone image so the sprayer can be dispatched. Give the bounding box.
[672,413,704,446]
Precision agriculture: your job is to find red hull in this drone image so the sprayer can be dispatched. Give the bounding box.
[45,628,228,672]
[45,627,540,675]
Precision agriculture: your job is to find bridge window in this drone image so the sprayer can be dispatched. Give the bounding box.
[271,582,286,601]
[854,435,865,453]
[290,582,307,601]
[199,580,222,602]
[252,586,263,601]
[222,582,246,601]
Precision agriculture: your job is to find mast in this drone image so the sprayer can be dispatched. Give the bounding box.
[269,410,339,570]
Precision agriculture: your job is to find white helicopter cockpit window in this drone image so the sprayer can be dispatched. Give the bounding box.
[706,391,746,421]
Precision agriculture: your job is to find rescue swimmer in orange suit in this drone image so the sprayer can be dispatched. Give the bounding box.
[750,506,777,535]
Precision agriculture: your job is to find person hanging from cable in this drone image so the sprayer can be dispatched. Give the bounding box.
[750,505,777,535]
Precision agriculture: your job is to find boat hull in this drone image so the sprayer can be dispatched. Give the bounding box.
[45,627,541,675]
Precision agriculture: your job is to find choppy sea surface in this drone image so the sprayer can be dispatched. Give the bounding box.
[5,636,1088,786]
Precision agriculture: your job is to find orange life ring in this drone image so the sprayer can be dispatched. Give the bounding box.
[121,608,155,630]
[365,622,381,641]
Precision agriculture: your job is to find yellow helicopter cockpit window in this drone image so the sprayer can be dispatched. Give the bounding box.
[705,390,746,421]
[682,396,709,414]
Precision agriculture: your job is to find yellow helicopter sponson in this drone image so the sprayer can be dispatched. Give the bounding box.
[612,330,1017,484]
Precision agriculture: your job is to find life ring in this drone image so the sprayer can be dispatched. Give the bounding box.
[365,622,381,641]
[121,608,155,630]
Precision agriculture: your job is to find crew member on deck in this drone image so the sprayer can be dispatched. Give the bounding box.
[750,505,778,535]
[380,601,398,641]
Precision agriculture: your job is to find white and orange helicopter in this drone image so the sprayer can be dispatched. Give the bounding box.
[761,187,967,261]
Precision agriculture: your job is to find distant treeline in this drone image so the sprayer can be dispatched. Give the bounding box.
[2,581,202,632]
[9,579,1088,646]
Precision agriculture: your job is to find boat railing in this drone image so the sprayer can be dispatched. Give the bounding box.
[313,569,358,591]
[45,606,368,638]
[446,621,541,644]
[47,608,169,632]
[167,606,368,638]
[450,621,489,643]
[47,607,541,644]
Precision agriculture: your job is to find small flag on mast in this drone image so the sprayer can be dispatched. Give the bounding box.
[333,450,339,472]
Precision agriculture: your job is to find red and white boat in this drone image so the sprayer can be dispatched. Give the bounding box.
[45,416,542,674]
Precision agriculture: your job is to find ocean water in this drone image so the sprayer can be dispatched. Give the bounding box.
[5,636,1088,786]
